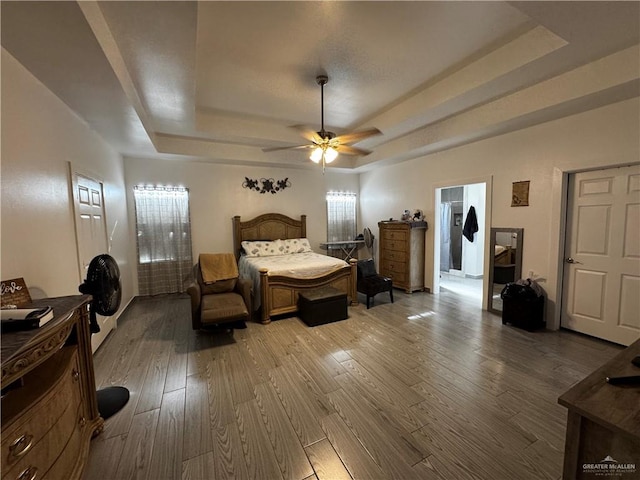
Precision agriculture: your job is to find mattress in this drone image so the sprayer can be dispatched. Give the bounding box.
[238,252,347,310]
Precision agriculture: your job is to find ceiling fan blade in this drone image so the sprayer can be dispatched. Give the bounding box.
[334,128,382,145]
[335,144,372,156]
[262,144,312,153]
[291,125,322,144]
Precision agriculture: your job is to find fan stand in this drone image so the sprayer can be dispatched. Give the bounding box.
[88,310,129,419]
[97,386,130,420]
[80,253,129,420]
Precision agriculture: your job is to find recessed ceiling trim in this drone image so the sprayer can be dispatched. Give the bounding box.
[356,45,640,169]
[78,1,156,146]
[357,25,568,140]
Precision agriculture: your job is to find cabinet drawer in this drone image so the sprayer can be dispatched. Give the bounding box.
[384,271,407,285]
[42,405,85,480]
[383,240,407,252]
[382,230,407,242]
[382,250,406,262]
[382,259,407,274]
[1,348,81,475]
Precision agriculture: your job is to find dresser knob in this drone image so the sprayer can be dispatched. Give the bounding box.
[16,466,37,480]
[79,416,86,427]
[9,434,33,458]
[72,369,80,381]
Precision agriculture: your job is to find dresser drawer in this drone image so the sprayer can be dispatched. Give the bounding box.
[2,348,81,476]
[382,259,407,275]
[382,230,407,242]
[40,404,85,480]
[383,240,407,252]
[382,250,406,262]
[384,271,407,285]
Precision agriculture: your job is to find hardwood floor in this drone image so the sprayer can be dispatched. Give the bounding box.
[83,290,622,480]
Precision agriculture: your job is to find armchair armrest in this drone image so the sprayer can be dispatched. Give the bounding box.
[186,281,201,323]
[235,278,253,314]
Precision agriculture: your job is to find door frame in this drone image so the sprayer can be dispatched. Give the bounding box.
[432,175,492,310]
[549,161,640,332]
[69,163,119,353]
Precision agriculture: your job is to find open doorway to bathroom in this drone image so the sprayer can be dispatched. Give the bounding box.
[434,182,486,306]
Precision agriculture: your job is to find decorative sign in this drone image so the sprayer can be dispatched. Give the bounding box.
[512,180,530,207]
[1,277,32,307]
[243,177,291,194]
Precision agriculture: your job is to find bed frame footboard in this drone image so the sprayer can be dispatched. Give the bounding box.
[259,259,358,324]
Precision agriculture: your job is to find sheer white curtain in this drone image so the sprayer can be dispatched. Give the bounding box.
[134,186,193,295]
[326,192,357,242]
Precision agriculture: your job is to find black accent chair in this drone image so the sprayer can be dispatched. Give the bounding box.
[357,258,394,309]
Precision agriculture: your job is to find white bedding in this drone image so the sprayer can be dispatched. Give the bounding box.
[238,252,348,310]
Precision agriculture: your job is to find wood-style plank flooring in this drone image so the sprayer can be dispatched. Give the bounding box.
[83,289,622,480]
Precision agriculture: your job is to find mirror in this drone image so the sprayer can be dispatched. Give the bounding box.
[488,228,523,315]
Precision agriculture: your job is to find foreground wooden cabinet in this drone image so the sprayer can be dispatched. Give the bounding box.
[558,338,640,479]
[1,296,103,480]
[378,221,428,293]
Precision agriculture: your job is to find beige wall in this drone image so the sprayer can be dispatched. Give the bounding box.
[360,97,640,328]
[124,158,360,295]
[1,49,133,312]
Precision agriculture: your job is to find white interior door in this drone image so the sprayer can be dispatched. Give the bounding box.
[561,164,640,346]
[72,172,115,352]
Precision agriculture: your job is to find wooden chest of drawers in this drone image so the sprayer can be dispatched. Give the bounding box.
[1,296,103,480]
[378,221,428,293]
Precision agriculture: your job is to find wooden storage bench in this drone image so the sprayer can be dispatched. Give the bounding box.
[298,287,348,326]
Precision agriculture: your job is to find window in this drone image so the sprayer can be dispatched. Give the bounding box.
[326,191,357,242]
[133,186,193,295]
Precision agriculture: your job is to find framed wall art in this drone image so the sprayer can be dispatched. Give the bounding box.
[511,180,530,207]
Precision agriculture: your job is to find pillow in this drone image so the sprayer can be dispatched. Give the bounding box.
[241,239,283,257]
[281,238,313,254]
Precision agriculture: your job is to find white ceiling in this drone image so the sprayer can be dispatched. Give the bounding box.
[2,1,639,172]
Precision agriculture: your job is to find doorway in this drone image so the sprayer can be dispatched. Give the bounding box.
[434,181,488,307]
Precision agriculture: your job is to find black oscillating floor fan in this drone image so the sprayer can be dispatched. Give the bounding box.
[79,254,129,420]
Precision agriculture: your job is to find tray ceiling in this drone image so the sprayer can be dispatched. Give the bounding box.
[2,1,639,171]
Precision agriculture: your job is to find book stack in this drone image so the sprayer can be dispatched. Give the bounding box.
[1,306,54,332]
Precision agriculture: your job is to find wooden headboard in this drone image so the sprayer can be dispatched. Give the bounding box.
[233,214,307,259]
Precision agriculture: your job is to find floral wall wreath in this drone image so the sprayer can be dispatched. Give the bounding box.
[242,177,291,194]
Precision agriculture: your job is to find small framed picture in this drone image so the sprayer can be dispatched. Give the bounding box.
[512,181,530,207]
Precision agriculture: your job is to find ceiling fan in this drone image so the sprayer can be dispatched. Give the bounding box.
[263,75,382,172]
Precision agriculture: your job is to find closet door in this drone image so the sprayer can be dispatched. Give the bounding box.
[561,164,640,346]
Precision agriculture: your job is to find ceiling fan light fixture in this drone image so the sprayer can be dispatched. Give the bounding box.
[325,147,338,163]
[310,147,323,163]
[260,74,380,171]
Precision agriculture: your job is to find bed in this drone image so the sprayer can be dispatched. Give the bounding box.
[233,213,358,324]
[494,244,516,284]
[494,244,514,265]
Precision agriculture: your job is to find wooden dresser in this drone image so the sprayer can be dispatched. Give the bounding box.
[558,338,639,479]
[378,221,428,293]
[1,296,103,480]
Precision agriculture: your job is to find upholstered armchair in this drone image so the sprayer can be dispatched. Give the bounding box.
[356,258,394,309]
[186,254,252,330]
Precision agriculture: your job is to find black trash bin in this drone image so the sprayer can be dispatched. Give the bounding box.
[500,281,545,331]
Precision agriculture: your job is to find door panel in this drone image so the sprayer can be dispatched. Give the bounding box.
[562,165,640,346]
[72,172,114,353]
